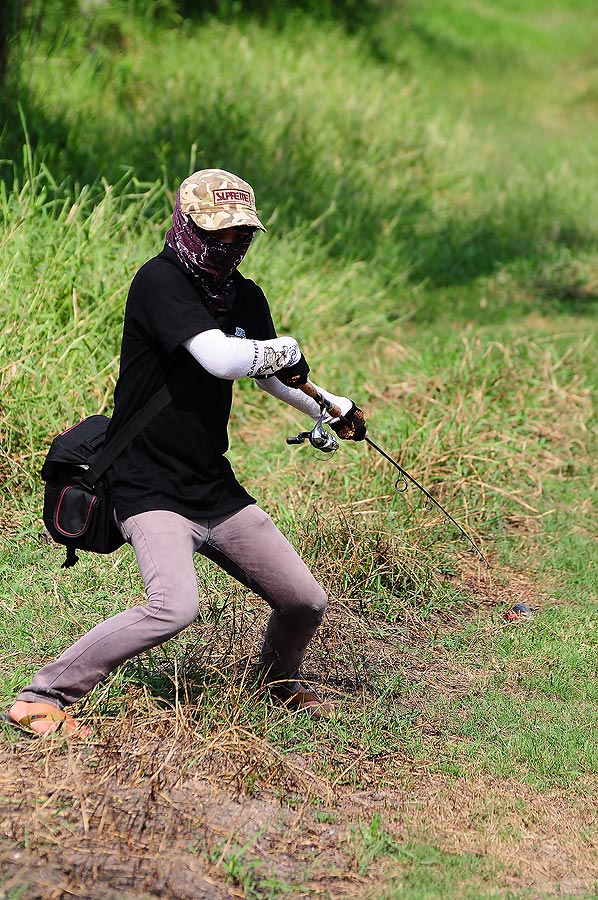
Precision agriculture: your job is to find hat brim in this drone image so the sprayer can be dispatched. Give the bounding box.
[188,209,267,233]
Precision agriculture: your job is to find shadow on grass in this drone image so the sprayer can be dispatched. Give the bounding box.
[400,210,598,315]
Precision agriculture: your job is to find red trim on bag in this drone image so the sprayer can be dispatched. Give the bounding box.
[54,486,97,537]
[58,420,86,437]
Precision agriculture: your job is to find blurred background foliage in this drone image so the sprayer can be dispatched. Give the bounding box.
[2,0,597,326]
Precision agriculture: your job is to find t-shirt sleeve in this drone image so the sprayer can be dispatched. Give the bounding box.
[237,276,277,341]
[128,258,218,356]
[258,302,277,341]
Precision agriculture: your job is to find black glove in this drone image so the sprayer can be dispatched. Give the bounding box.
[330,403,367,441]
[275,353,310,388]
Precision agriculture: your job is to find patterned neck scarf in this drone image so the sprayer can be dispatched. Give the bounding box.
[165,191,254,314]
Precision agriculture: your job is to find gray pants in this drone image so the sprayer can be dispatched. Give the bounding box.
[18,506,327,709]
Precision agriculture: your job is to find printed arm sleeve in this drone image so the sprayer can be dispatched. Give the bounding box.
[183,329,301,379]
[255,376,354,422]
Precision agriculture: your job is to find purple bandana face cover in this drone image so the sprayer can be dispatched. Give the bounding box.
[165,191,254,311]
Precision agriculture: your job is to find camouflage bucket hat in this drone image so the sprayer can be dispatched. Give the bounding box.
[178,169,266,232]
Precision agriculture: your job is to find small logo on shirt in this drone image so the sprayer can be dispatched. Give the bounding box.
[234,327,246,338]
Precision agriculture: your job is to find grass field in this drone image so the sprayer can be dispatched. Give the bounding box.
[0,1,597,898]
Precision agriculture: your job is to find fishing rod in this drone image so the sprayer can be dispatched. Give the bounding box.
[286,381,488,567]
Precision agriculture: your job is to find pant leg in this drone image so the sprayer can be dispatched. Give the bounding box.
[17,510,206,708]
[202,504,327,686]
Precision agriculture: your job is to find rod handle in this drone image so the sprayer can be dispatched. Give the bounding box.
[299,381,343,419]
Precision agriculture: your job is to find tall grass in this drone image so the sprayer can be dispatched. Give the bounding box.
[1,3,597,898]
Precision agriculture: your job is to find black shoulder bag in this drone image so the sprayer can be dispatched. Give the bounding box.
[41,385,171,568]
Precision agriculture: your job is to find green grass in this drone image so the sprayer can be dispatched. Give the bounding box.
[1,1,597,898]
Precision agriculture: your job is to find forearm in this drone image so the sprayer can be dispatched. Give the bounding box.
[184,329,353,422]
[183,329,301,379]
[255,377,353,422]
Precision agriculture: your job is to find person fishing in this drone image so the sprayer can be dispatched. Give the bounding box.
[8,168,367,736]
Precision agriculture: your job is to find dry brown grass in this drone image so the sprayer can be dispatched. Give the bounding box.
[1,726,595,898]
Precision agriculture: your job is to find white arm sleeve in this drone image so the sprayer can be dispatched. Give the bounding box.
[183,329,301,379]
[255,376,354,422]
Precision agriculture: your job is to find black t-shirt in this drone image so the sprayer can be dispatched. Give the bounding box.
[106,245,277,521]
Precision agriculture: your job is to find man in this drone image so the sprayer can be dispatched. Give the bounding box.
[9,169,366,736]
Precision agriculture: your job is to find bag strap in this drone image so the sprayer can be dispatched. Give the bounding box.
[81,383,172,488]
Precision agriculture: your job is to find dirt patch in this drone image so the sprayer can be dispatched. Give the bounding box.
[0,739,595,900]
[0,734,363,900]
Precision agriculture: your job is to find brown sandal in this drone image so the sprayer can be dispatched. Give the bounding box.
[5,703,91,738]
[266,683,337,719]
[282,689,337,719]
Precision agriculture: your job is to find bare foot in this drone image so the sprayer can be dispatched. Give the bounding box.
[8,701,91,737]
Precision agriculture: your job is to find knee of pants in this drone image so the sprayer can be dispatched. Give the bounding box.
[144,588,200,635]
[278,587,327,628]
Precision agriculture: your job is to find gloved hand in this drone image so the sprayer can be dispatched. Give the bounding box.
[330,402,367,441]
[275,353,310,388]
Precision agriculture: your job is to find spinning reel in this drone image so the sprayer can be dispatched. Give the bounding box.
[286,410,339,454]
